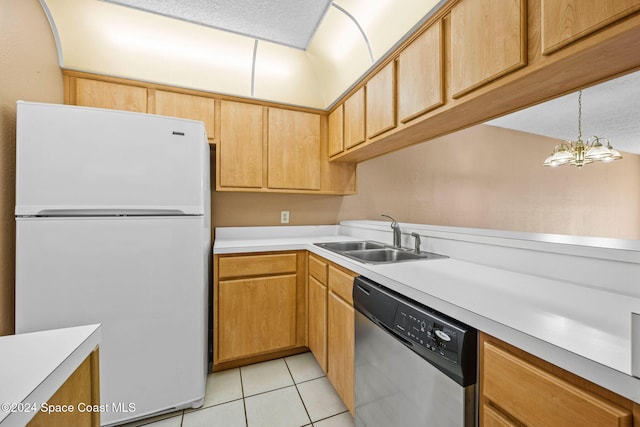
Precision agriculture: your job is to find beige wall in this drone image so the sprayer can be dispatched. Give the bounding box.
[211,122,640,240]
[0,0,63,334]
[337,124,640,239]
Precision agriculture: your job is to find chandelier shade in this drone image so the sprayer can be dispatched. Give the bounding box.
[543,91,622,168]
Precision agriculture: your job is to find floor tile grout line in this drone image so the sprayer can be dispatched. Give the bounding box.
[312,409,351,424]
[238,367,249,427]
[285,356,314,426]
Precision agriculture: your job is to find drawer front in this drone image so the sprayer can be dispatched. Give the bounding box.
[328,265,356,305]
[308,254,328,284]
[483,341,632,427]
[219,253,297,280]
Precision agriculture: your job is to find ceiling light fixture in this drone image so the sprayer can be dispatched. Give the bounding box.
[543,90,622,168]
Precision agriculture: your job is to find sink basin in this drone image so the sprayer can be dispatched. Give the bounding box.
[346,248,447,264]
[315,241,387,252]
[314,241,447,264]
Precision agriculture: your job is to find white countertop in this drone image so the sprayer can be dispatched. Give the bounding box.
[214,223,640,403]
[0,324,102,427]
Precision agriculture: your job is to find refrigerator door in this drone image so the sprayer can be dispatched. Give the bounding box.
[15,216,208,425]
[16,101,208,216]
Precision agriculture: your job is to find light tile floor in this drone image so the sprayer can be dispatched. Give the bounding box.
[119,352,354,427]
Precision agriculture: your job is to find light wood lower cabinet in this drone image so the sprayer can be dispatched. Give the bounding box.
[307,254,356,415]
[480,333,636,427]
[28,349,100,427]
[213,251,307,370]
[327,286,355,415]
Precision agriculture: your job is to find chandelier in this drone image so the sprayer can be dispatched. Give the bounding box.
[543,90,622,168]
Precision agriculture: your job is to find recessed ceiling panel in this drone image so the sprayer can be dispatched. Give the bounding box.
[102,0,332,49]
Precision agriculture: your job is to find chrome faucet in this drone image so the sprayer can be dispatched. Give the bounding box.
[381,215,401,248]
[411,232,421,253]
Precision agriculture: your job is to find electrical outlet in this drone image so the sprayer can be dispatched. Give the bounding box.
[280,210,290,224]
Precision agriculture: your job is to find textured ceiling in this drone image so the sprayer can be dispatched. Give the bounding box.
[486,70,640,155]
[103,0,333,49]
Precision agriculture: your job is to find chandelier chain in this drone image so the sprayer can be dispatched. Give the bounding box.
[577,90,582,142]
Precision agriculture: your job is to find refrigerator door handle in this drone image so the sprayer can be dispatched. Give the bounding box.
[32,208,190,217]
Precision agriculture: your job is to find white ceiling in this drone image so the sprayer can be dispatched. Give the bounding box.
[103,0,333,50]
[486,70,640,155]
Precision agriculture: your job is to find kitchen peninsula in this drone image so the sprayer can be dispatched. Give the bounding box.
[213,221,640,424]
[0,324,101,427]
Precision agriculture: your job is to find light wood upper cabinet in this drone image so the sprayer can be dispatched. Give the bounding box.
[267,108,321,191]
[541,0,640,54]
[151,90,215,140]
[328,105,344,157]
[397,20,444,123]
[218,100,264,189]
[366,62,396,139]
[70,78,147,113]
[450,0,527,98]
[343,87,366,150]
[480,333,634,427]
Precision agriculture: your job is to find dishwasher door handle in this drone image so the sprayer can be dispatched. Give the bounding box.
[355,284,371,295]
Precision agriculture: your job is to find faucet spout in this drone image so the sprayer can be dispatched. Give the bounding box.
[381,215,402,248]
[411,232,421,253]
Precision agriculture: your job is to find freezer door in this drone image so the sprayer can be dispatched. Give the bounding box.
[15,216,209,425]
[16,101,209,216]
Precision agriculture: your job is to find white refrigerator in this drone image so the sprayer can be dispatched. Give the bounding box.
[14,101,211,426]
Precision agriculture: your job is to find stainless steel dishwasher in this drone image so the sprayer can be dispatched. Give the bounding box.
[353,276,477,427]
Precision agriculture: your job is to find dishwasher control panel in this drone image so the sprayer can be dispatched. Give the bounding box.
[353,275,477,386]
[394,305,461,363]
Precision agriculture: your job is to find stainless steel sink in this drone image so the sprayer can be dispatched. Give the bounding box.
[315,241,387,252]
[314,241,447,264]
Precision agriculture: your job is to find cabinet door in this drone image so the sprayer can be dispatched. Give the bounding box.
[218,275,297,362]
[308,276,328,372]
[343,87,366,150]
[219,100,263,189]
[327,291,354,415]
[267,108,321,191]
[397,20,444,123]
[27,350,100,427]
[450,0,526,98]
[482,339,632,427]
[72,78,147,112]
[152,90,215,140]
[541,0,640,54]
[328,105,344,157]
[366,61,396,139]
[482,403,518,427]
